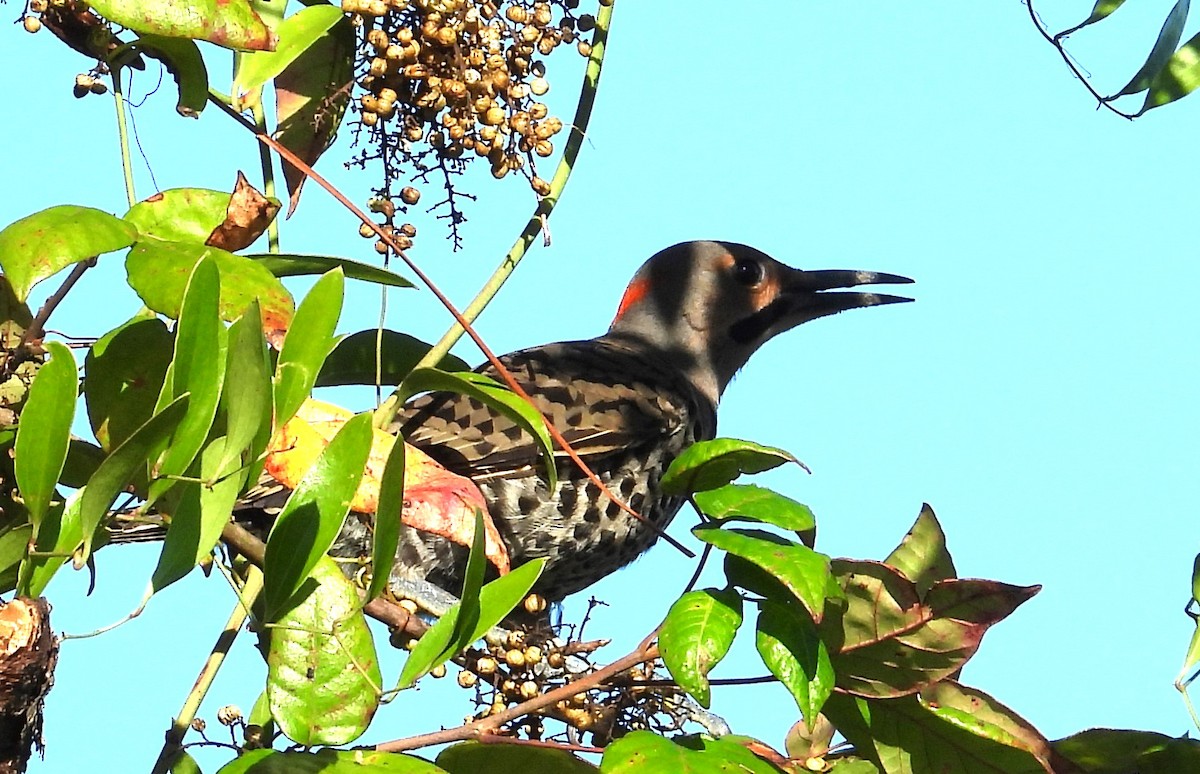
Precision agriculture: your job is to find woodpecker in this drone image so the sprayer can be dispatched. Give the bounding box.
[317,240,913,601]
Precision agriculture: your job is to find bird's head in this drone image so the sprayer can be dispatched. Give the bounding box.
[606,241,914,404]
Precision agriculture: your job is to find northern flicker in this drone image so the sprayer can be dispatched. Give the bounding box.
[314,240,913,601]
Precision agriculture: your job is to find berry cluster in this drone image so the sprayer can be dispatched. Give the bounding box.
[341,0,601,247]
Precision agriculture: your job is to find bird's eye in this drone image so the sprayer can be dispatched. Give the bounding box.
[732,257,764,286]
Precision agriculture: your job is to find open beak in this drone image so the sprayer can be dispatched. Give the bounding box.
[786,268,915,318]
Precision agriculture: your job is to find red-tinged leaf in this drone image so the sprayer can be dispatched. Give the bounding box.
[273,269,342,425]
[124,181,277,249]
[216,748,444,774]
[123,34,208,117]
[0,205,136,301]
[267,556,381,746]
[234,5,343,104]
[14,342,76,529]
[600,731,780,773]
[659,588,743,708]
[87,0,277,52]
[822,560,1038,698]
[756,599,834,725]
[125,237,293,346]
[693,483,816,546]
[438,741,597,774]
[205,174,280,251]
[884,503,956,595]
[920,681,1056,771]
[662,437,800,496]
[315,329,468,389]
[694,525,830,622]
[76,395,191,564]
[248,254,413,288]
[274,14,354,214]
[85,314,173,452]
[262,412,372,621]
[823,690,1052,774]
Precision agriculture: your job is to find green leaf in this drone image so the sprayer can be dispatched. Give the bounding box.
[88,0,276,52]
[755,599,834,725]
[0,523,33,592]
[216,748,444,774]
[248,253,414,288]
[438,741,598,773]
[216,301,272,478]
[317,329,468,388]
[151,437,249,593]
[267,556,381,746]
[19,490,84,597]
[15,342,76,529]
[273,268,343,427]
[0,205,136,301]
[400,368,557,492]
[694,525,830,622]
[125,188,244,244]
[1054,728,1200,773]
[398,558,546,689]
[658,588,743,708]
[61,439,105,489]
[366,438,404,604]
[1141,31,1200,112]
[1110,0,1190,98]
[883,503,956,595]
[125,238,294,343]
[233,6,345,103]
[662,438,798,496]
[84,314,174,451]
[1057,0,1128,37]
[823,688,1053,774]
[600,732,779,773]
[124,35,209,117]
[693,484,816,546]
[148,256,227,503]
[75,395,191,565]
[263,411,371,621]
[166,749,202,774]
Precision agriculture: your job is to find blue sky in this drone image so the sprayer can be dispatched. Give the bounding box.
[4,1,1200,770]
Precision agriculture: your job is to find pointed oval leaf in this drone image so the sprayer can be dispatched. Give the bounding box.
[694,525,830,622]
[267,556,381,746]
[273,268,343,427]
[693,484,816,545]
[0,205,137,301]
[1142,32,1200,112]
[263,411,372,620]
[437,741,597,774]
[151,437,249,593]
[1111,0,1190,98]
[87,0,277,51]
[216,748,444,774]
[76,395,190,564]
[658,588,744,708]
[148,256,227,502]
[883,503,956,595]
[366,437,404,603]
[233,5,344,101]
[248,253,414,288]
[1057,0,1128,37]
[125,35,209,116]
[755,599,834,725]
[662,438,799,496]
[400,368,557,492]
[85,315,173,451]
[125,238,294,345]
[316,329,468,388]
[14,342,77,528]
[919,681,1056,771]
[216,301,272,478]
[601,732,780,774]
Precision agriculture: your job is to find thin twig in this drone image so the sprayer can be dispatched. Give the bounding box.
[19,258,96,351]
[1025,0,1135,120]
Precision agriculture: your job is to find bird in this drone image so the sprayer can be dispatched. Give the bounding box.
[292,240,914,603]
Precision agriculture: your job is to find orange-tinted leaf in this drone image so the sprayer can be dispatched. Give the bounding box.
[264,399,507,573]
[87,0,277,52]
[205,173,279,251]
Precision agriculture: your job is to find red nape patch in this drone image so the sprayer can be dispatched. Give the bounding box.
[614,276,650,321]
